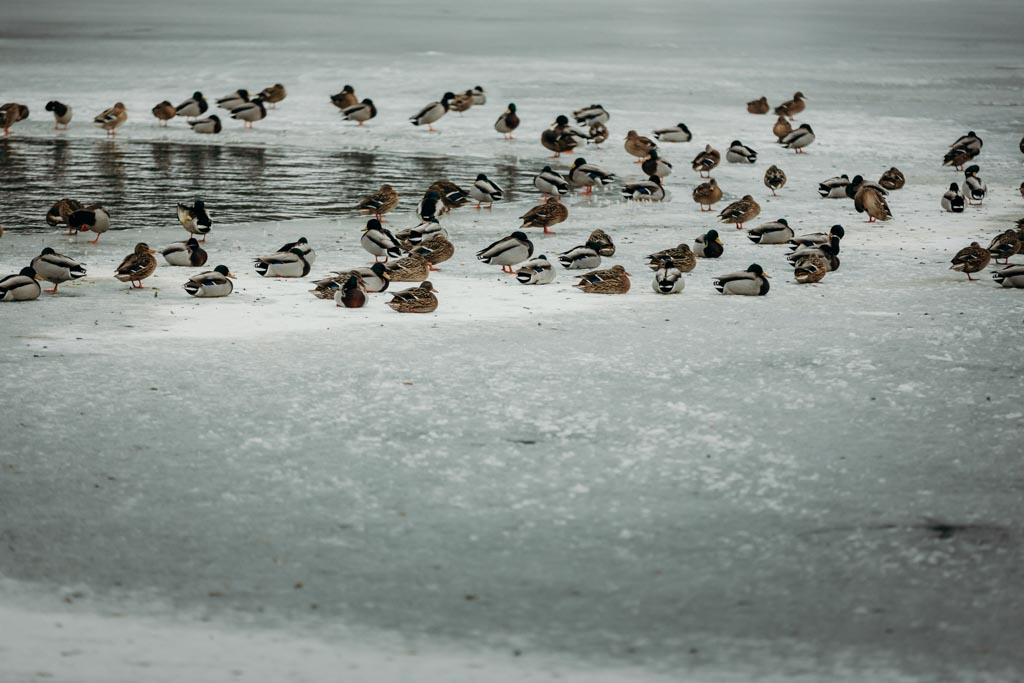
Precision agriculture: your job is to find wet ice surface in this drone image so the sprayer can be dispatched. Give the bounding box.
[2,0,1024,681]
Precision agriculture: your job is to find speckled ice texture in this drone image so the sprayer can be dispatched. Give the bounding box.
[1,0,1023,681]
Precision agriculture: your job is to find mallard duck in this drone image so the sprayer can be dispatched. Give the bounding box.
[558,242,603,270]
[774,92,806,119]
[189,115,222,134]
[541,115,585,157]
[45,101,72,129]
[652,257,685,294]
[653,123,692,142]
[691,145,720,177]
[780,124,815,153]
[941,183,965,212]
[417,190,443,223]
[31,247,86,293]
[360,219,402,262]
[495,103,519,139]
[992,264,1024,288]
[573,104,609,126]
[844,175,888,201]
[854,185,892,222]
[471,86,486,105]
[341,99,377,125]
[477,231,534,273]
[694,230,723,258]
[161,238,208,267]
[764,165,787,195]
[184,265,235,298]
[621,175,667,201]
[641,150,673,177]
[216,89,249,110]
[568,158,615,194]
[818,174,849,199]
[773,116,792,142]
[331,85,358,110]
[94,102,127,135]
[429,180,471,212]
[410,233,455,270]
[46,198,83,231]
[533,166,569,197]
[950,242,990,280]
[410,92,455,132]
[175,92,208,119]
[573,265,631,294]
[450,90,475,113]
[748,219,794,244]
[692,178,723,211]
[726,140,757,164]
[963,165,987,205]
[718,195,761,230]
[747,96,769,115]
[646,243,696,272]
[273,237,316,264]
[520,197,568,234]
[384,253,430,282]
[786,225,844,251]
[787,242,841,272]
[879,167,905,190]
[335,274,367,308]
[587,121,609,145]
[68,205,111,243]
[793,253,828,284]
[714,264,770,296]
[152,101,176,126]
[255,247,311,278]
[393,223,448,250]
[356,184,399,219]
[625,130,657,160]
[311,263,390,298]
[468,173,504,208]
[943,131,982,169]
[987,229,1021,264]
[177,200,212,241]
[386,281,438,313]
[230,97,266,128]
[115,243,158,288]
[258,84,287,107]
[0,267,41,301]
[587,229,616,256]
[516,255,556,285]
[0,103,29,135]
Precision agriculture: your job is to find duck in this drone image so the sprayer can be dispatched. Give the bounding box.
[941,183,965,212]
[726,140,757,164]
[520,197,568,234]
[625,130,657,160]
[573,104,609,126]
[692,178,723,211]
[386,281,438,313]
[992,264,1024,288]
[93,102,127,135]
[175,92,208,119]
[558,241,604,270]
[641,150,673,177]
[818,174,850,199]
[652,257,685,294]
[115,243,158,288]
[879,167,906,190]
[254,247,312,278]
[468,173,504,208]
[360,219,402,262]
[177,200,212,240]
[428,180,471,213]
[0,103,29,135]
[417,190,443,223]
[410,92,455,132]
[495,104,519,139]
[384,253,431,282]
[949,242,990,280]
[788,242,840,272]
[693,229,723,258]
[963,165,986,205]
[786,225,845,251]
[773,116,792,142]
[568,158,615,194]
[311,263,390,298]
[987,229,1021,264]
[31,247,86,293]
[356,184,399,219]
[943,131,982,170]
[151,101,176,126]
[258,84,287,108]
[477,231,534,273]
[587,229,616,256]
[573,265,631,294]
[774,92,806,119]
[621,175,667,201]
[713,264,770,296]
[409,233,455,271]
[718,195,761,230]
[273,237,316,264]
[46,197,84,231]
[541,115,585,157]
[747,219,794,244]
[230,97,267,128]
[393,223,448,249]
[854,184,892,222]
[161,238,208,267]
[844,175,888,201]
[793,253,829,284]
[471,86,487,105]
[68,205,111,243]
[45,101,72,129]
[652,123,692,142]
[780,124,815,153]
[587,121,609,145]
[189,114,222,134]
[184,265,235,298]
[0,267,41,301]
[449,90,475,113]
[216,89,249,110]
[646,244,696,272]
[533,166,569,197]
[691,145,720,177]
[334,274,367,308]
[341,99,377,125]
[516,255,556,285]
[764,165,787,195]
[747,96,770,115]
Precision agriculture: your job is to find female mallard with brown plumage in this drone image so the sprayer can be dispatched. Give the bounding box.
[793,253,829,284]
[950,243,990,280]
[410,233,455,270]
[115,243,158,288]
[94,102,127,136]
[854,185,892,222]
[450,90,475,113]
[625,130,657,161]
[747,96,769,114]
[587,121,609,145]
[879,167,905,190]
[987,229,1021,264]
[691,145,720,177]
[384,254,430,282]
[646,244,696,272]
[0,103,29,135]
[718,195,761,230]
[764,165,787,195]
[692,178,723,211]
[428,180,471,213]
[258,83,287,108]
[356,184,399,220]
[152,101,176,126]
[520,198,568,234]
[386,281,438,313]
[573,265,631,294]
[774,92,806,119]
[46,197,84,232]
[331,85,358,110]
[773,116,792,142]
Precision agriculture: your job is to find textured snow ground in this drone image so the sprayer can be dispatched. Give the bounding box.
[2,1,1024,681]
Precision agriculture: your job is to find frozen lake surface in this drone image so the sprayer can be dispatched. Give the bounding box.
[1,0,1023,681]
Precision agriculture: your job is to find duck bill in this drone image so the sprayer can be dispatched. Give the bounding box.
[226,272,237,279]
